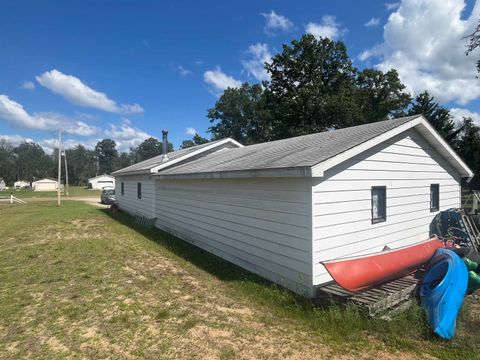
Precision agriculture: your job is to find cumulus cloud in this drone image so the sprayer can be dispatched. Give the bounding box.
[0,95,99,136]
[364,18,380,27]
[261,10,293,35]
[241,43,272,82]
[360,0,480,105]
[104,121,151,152]
[203,67,242,95]
[450,107,480,126]
[385,2,400,11]
[185,127,197,136]
[0,134,34,145]
[20,81,35,90]
[306,15,345,40]
[36,69,144,114]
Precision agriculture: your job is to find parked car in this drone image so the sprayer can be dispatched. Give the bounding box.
[100,188,115,204]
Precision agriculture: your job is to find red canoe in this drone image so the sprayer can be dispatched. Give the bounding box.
[322,237,443,292]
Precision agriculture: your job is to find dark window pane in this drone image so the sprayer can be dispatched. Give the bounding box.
[430,184,439,212]
[371,186,386,223]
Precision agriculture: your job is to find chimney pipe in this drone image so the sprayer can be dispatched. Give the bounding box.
[161,130,169,161]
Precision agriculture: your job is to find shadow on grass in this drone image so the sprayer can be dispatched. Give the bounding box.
[100,208,283,286]
[98,208,480,358]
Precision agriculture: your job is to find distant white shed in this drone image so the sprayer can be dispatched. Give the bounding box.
[33,178,58,191]
[14,180,29,189]
[88,174,115,190]
[0,178,5,191]
[113,116,473,297]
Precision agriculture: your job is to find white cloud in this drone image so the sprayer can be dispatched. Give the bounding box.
[360,0,480,105]
[0,134,34,146]
[36,69,144,114]
[104,121,151,152]
[261,10,293,35]
[450,107,480,126]
[241,43,272,82]
[20,81,35,90]
[177,65,192,77]
[0,95,99,136]
[364,18,380,27]
[305,15,345,40]
[203,67,242,95]
[385,2,400,11]
[185,127,197,136]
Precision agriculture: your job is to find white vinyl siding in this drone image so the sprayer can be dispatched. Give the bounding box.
[115,175,155,218]
[311,129,461,287]
[154,178,313,297]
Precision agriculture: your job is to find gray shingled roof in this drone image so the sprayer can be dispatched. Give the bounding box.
[156,116,420,178]
[112,139,225,175]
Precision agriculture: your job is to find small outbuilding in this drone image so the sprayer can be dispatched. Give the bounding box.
[0,178,5,191]
[88,174,115,190]
[113,116,473,297]
[14,180,29,190]
[33,178,58,191]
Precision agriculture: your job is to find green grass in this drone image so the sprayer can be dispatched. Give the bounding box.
[0,201,479,359]
[1,186,100,199]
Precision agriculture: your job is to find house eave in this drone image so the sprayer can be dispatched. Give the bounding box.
[155,167,312,180]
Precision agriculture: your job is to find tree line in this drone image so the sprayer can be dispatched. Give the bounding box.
[1,34,479,187]
[0,134,208,186]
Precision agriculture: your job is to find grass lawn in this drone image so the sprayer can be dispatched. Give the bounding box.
[0,201,479,359]
[1,186,100,199]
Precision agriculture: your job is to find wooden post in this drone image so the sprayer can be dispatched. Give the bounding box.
[10,194,12,204]
[57,130,62,206]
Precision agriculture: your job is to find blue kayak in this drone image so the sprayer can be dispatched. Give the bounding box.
[420,248,468,340]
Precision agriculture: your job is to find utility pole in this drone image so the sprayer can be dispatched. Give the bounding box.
[57,130,62,206]
[63,149,69,196]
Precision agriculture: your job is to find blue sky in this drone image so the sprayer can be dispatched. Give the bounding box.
[0,0,479,153]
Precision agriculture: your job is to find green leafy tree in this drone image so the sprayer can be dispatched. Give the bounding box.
[116,152,134,170]
[14,142,53,181]
[95,139,118,174]
[406,91,459,143]
[457,117,480,187]
[355,69,411,125]
[265,34,357,137]
[65,145,97,186]
[208,83,272,144]
[135,137,173,162]
[180,133,209,149]
[0,140,16,184]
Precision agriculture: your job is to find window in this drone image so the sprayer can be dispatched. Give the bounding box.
[371,186,386,224]
[137,182,142,199]
[121,182,124,195]
[430,184,439,212]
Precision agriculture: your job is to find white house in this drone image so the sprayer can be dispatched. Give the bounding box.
[88,174,115,190]
[33,178,58,191]
[14,180,29,190]
[113,115,473,297]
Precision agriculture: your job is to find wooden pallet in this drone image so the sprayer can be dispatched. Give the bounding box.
[316,271,423,316]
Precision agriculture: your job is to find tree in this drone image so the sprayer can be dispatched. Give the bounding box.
[457,117,480,187]
[265,34,357,138]
[355,69,411,126]
[135,137,173,162]
[116,152,134,170]
[208,83,272,144]
[466,21,480,74]
[95,139,118,174]
[180,133,209,149]
[65,145,97,186]
[14,142,53,181]
[405,91,459,143]
[0,140,16,184]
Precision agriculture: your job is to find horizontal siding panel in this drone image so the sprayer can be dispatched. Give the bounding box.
[156,196,311,241]
[154,178,312,296]
[116,177,155,217]
[312,179,459,192]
